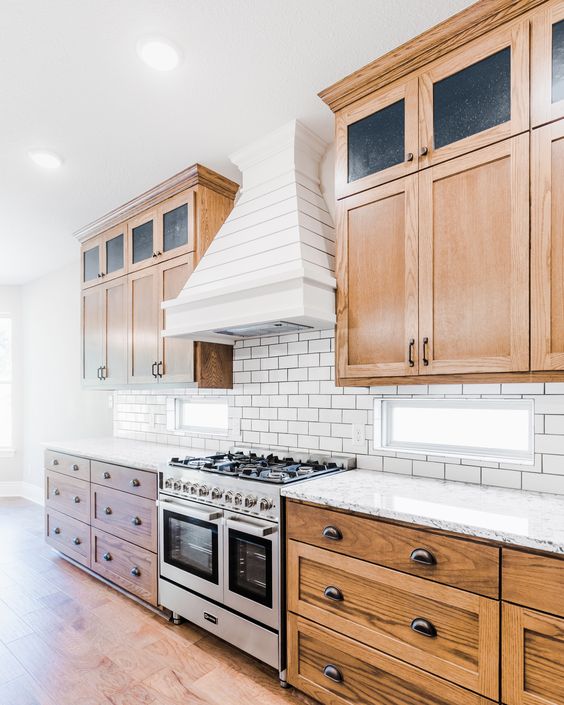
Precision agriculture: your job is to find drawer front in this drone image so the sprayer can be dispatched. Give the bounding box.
[91,461,157,500]
[91,528,157,605]
[502,603,564,705]
[288,614,492,705]
[45,471,90,523]
[45,450,90,482]
[287,501,499,597]
[91,485,156,552]
[45,509,90,567]
[288,541,499,698]
[502,548,564,618]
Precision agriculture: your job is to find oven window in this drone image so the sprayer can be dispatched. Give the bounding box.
[163,510,219,584]
[228,529,272,608]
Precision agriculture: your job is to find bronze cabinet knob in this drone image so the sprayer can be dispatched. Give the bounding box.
[104,506,112,515]
[130,566,141,577]
[102,552,112,561]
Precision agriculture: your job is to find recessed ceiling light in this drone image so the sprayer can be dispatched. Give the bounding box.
[137,37,181,71]
[28,149,63,169]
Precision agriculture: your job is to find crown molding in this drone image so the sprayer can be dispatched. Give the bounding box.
[74,163,240,243]
[319,0,546,113]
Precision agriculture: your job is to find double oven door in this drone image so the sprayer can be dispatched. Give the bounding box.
[159,496,279,630]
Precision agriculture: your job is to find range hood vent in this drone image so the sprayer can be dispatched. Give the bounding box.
[162,120,336,345]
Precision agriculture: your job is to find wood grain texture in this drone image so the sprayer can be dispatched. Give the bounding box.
[418,19,529,167]
[336,369,564,386]
[91,485,157,553]
[128,266,159,385]
[286,501,500,597]
[531,120,564,370]
[335,77,419,199]
[287,613,494,705]
[502,603,564,705]
[44,450,90,483]
[319,0,546,112]
[418,134,529,375]
[502,548,564,617]
[531,0,564,127]
[103,276,128,386]
[45,509,90,568]
[195,185,236,264]
[288,540,499,697]
[195,342,234,389]
[81,285,104,386]
[91,461,157,501]
[45,471,90,524]
[336,176,419,380]
[74,164,239,243]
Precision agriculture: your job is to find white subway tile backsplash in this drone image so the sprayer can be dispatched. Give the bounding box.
[114,332,564,495]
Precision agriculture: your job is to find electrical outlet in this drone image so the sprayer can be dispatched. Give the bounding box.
[351,423,365,449]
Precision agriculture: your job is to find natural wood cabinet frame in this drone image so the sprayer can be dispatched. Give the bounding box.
[532,0,564,127]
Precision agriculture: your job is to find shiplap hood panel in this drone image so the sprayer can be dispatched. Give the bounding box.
[162,120,336,344]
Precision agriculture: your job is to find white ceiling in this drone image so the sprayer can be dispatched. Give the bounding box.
[0,0,473,285]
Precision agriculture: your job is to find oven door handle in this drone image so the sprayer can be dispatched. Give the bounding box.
[158,498,223,522]
[225,517,277,538]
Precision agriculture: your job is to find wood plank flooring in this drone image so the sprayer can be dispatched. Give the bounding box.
[0,498,317,705]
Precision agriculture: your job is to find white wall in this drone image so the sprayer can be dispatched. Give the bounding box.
[0,286,22,482]
[21,260,113,489]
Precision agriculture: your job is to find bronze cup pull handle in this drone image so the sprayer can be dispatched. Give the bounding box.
[323,665,343,684]
[322,526,342,541]
[410,547,436,566]
[324,586,344,602]
[411,617,437,638]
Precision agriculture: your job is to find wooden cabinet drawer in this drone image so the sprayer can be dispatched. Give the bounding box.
[44,450,90,482]
[286,501,500,597]
[91,460,157,500]
[502,549,564,618]
[91,528,157,605]
[502,603,564,705]
[288,614,494,705]
[91,485,157,552]
[45,471,90,523]
[45,509,90,568]
[288,541,499,698]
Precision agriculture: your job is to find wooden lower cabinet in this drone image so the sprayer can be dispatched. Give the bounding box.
[502,604,564,705]
[91,528,157,606]
[288,614,494,705]
[45,509,90,568]
[91,484,157,552]
[45,471,90,524]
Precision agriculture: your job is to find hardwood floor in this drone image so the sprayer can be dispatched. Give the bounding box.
[0,498,317,705]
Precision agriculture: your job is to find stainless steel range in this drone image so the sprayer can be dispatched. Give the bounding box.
[158,448,354,685]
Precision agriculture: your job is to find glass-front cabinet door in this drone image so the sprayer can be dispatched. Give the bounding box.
[127,208,157,272]
[102,225,126,281]
[532,0,564,127]
[82,236,102,289]
[419,21,529,167]
[157,188,195,263]
[336,78,418,198]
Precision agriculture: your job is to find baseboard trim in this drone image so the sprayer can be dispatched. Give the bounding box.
[0,481,44,505]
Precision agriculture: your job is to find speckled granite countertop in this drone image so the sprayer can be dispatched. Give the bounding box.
[44,437,210,473]
[282,469,564,555]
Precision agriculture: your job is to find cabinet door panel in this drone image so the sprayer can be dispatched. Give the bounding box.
[128,269,158,384]
[128,209,157,272]
[158,188,195,264]
[336,177,418,381]
[158,254,195,383]
[532,120,564,370]
[419,135,529,375]
[336,78,418,199]
[105,232,125,277]
[82,238,101,289]
[502,603,564,705]
[420,20,529,166]
[532,0,564,127]
[82,287,104,386]
[103,278,128,386]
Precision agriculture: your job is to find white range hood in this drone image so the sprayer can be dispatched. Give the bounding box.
[162,120,336,345]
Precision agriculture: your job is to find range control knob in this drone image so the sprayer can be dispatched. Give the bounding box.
[173,480,182,491]
[234,492,243,507]
[190,484,200,495]
[164,477,174,489]
[199,485,210,497]
[182,482,191,494]
[211,487,223,500]
[244,495,257,509]
[224,490,234,504]
[259,497,274,512]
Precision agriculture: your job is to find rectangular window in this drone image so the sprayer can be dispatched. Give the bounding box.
[0,317,12,449]
[374,398,534,465]
[174,398,230,435]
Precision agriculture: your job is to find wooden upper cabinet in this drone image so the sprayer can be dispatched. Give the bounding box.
[419,135,529,375]
[127,208,158,273]
[532,0,564,127]
[336,78,419,199]
[419,20,529,168]
[82,236,102,289]
[82,286,104,385]
[156,188,195,264]
[82,224,127,288]
[336,176,418,381]
[532,119,564,370]
[128,267,159,385]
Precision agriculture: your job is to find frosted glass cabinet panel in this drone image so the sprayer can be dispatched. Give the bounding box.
[419,21,528,167]
[157,188,195,263]
[532,0,564,127]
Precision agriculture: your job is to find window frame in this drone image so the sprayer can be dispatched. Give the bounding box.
[166,396,239,439]
[373,397,535,465]
[0,314,14,455]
